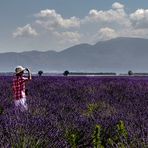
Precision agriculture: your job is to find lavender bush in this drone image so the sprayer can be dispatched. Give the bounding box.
[0,76,147,147]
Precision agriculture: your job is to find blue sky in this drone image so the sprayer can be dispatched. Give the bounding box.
[0,0,148,53]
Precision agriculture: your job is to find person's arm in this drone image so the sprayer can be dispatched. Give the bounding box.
[25,68,32,80]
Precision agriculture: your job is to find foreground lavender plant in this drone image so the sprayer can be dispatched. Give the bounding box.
[0,76,147,147]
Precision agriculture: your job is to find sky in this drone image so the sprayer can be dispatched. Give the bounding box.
[0,0,148,53]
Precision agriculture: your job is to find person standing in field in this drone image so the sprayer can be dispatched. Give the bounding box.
[12,66,32,112]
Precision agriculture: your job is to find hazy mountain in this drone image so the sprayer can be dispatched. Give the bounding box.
[1,37,148,73]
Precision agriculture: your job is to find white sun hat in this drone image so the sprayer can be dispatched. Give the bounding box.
[15,65,25,74]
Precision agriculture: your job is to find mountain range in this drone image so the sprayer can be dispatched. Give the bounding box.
[1,37,148,73]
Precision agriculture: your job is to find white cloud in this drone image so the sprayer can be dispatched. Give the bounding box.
[35,9,80,30]
[35,9,57,18]
[53,31,81,44]
[84,2,126,22]
[13,24,38,38]
[82,2,131,29]
[93,27,118,41]
[112,2,124,10]
[130,9,148,28]
[120,28,148,38]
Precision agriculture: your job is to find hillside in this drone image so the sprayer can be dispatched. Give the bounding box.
[0,37,148,72]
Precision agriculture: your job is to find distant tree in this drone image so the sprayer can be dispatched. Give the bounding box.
[128,70,133,76]
[38,70,43,76]
[63,70,69,76]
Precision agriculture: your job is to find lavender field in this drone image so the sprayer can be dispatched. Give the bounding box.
[0,76,148,147]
